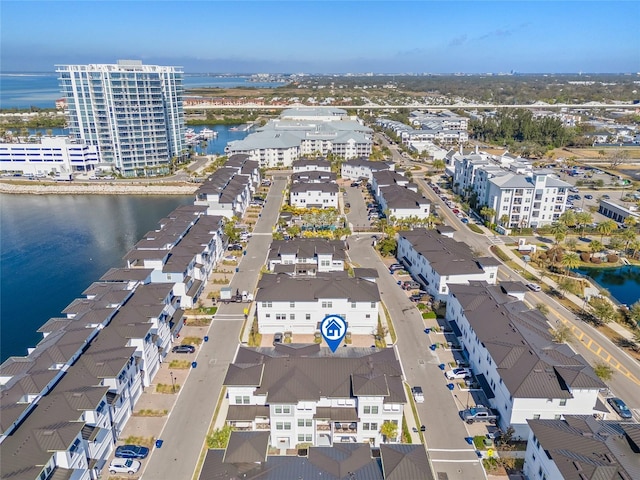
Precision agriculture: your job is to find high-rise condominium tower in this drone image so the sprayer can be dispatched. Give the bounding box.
[57,60,184,177]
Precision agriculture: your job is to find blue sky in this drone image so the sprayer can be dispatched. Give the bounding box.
[1,1,638,73]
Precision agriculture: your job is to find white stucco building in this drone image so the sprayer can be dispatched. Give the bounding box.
[255,274,380,335]
[447,282,606,439]
[223,346,406,448]
[396,229,500,300]
[341,158,394,181]
[289,182,339,209]
[0,136,99,177]
[267,238,346,275]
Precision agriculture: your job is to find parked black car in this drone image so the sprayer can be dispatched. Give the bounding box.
[228,244,243,251]
[172,345,195,354]
[607,397,633,419]
[115,445,150,459]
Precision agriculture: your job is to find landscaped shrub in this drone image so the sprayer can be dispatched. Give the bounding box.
[580,252,590,262]
[422,311,437,319]
[607,254,619,263]
[591,257,602,264]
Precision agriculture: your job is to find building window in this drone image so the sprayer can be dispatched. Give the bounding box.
[559,399,567,406]
[533,414,541,420]
[363,406,378,414]
[351,302,356,308]
[290,302,295,308]
[362,423,370,430]
[290,313,295,320]
[321,301,333,308]
[370,422,378,431]
[320,260,330,267]
[306,314,311,320]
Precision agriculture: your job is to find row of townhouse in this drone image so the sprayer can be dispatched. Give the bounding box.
[341,157,395,181]
[371,170,432,220]
[255,273,381,335]
[194,154,261,218]
[523,415,638,480]
[0,205,228,479]
[267,238,347,275]
[226,110,372,168]
[199,430,433,480]
[453,152,570,228]
[0,136,99,177]
[289,156,339,209]
[446,281,607,440]
[223,345,406,449]
[396,228,500,300]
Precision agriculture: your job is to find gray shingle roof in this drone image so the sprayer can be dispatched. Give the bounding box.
[399,229,486,276]
[224,347,405,404]
[380,444,434,480]
[449,282,604,399]
[527,416,640,480]
[256,274,380,303]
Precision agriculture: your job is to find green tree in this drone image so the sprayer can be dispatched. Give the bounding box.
[550,324,574,344]
[596,220,617,242]
[593,362,614,382]
[559,210,576,228]
[628,301,640,327]
[499,214,509,226]
[589,240,603,260]
[206,425,234,448]
[536,303,549,316]
[589,297,616,324]
[223,217,241,243]
[575,211,592,235]
[480,206,496,223]
[565,237,578,251]
[432,159,445,171]
[621,228,637,254]
[561,252,580,273]
[380,421,399,443]
[549,222,567,245]
[556,278,573,298]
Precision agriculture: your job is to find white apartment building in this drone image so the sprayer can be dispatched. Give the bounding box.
[57,60,184,177]
[223,346,406,448]
[267,238,346,275]
[289,182,338,209]
[226,116,372,167]
[0,136,99,177]
[396,229,500,300]
[454,152,570,227]
[378,185,431,221]
[447,282,606,439]
[524,417,637,480]
[255,274,380,335]
[341,158,394,181]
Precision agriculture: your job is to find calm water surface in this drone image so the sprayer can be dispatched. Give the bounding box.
[0,194,192,361]
[575,265,640,306]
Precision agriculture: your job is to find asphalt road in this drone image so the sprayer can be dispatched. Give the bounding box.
[347,234,486,480]
[142,178,287,480]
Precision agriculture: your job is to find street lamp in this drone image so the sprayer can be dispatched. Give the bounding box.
[170,371,176,393]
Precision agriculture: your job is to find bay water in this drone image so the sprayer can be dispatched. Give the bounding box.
[0,194,194,362]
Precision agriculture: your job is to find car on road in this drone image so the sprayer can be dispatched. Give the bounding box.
[452,208,460,214]
[584,194,593,199]
[109,458,141,475]
[273,332,283,346]
[607,397,633,419]
[172,345,195,354]
[461,218,469,224]
[389,263,404,273]
[411,386,424,403]
[228,243,243,251]
[402,281,421,290]
[570,187,579,193]
[445,367,472,380]
[345,202,350,208]
[461,406,499,424]
[115,445,150,459]
[602,194,610,199]
[526,283,542,292]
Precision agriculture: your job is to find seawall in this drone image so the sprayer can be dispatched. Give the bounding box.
[0,181,199,195]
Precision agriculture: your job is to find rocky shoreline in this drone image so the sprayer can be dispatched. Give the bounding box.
[0,181,199,195]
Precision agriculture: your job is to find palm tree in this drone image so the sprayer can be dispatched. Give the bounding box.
[432,159,445,171]
[480,206,496,223]
[624,216,637,229]
[596,220,617,242]
[500,214,509,226]
[556,278,573,298]
[565,238,578,251]
[589,240,603,260]
[549,222,567,245]
[621,228,637,255]
[629,239,640,260]
[575,212,593,236]
[536,303,550,316]
[559,210,576,228]
[550,324,574,344]
[562,252,580,273]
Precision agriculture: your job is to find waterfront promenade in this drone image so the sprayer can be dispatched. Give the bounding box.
[0,180,198,195]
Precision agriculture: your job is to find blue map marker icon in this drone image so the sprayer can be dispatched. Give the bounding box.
[320,314,347,353]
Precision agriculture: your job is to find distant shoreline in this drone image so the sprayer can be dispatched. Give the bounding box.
[0,180,198,195]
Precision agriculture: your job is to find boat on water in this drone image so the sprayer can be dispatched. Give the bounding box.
[199,127,218,139]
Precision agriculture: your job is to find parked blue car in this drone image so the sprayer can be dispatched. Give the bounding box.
[115,444,150,459]
[607,397,633,419]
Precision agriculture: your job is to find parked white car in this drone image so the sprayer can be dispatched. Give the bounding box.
[445,367,472,380]
[109,458,141,475]
[526,283,542,292]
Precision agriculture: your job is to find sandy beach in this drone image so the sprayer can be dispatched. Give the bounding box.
[0,180,199,195]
